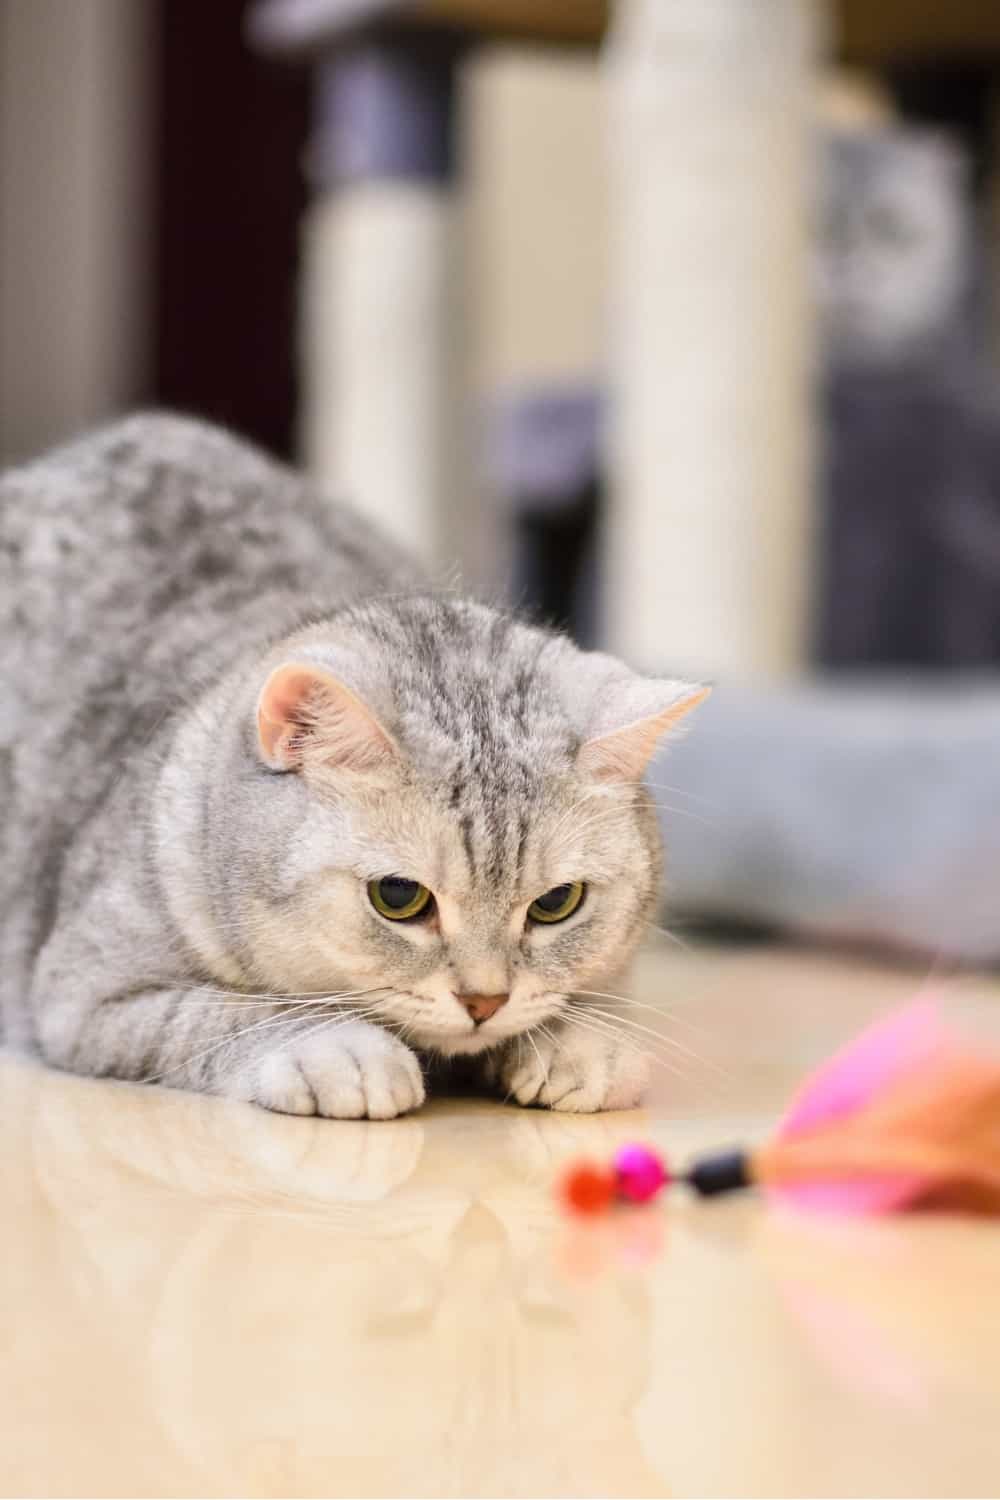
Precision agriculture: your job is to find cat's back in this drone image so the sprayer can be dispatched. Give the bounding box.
[1,412,411,671]
[1,411,417,836]
[0,414,417,1025]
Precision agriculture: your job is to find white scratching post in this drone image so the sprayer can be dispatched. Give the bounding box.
[291,36,464,571]
[604,0,824,678]
[301,182,458,567]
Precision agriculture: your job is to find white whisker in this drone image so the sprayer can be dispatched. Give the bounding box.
[571,1001,732,1082]
[574,987,717,1041]
[559,1010,689,1082]
[524,1028,551,1097]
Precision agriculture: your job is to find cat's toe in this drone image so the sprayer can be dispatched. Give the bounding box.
[252,1051,325,1116]
[508,1062,547,1107]
[503,1050,551,1110]
[500,1027,650,1113]
[358,1047,425,1120]
[251,1023,425,1120]
[545,1072,604,1112]
[252,1042,365,1118]
[549,1045,649,1113]
[501,1045,584,1108]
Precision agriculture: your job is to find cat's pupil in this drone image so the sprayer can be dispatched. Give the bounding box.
[534,884,573,914]
[377,876,420,910]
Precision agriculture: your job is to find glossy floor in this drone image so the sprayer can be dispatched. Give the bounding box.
[3,942,1000,1498]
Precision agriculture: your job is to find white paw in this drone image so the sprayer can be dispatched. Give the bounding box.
[496,1023,650,1113]
[246,1020,425,1120]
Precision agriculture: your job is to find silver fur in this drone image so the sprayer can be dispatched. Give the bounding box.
[1,414,700,1116]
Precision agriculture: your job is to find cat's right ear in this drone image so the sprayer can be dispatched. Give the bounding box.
[256,663,396,773]
[578,677,710,783]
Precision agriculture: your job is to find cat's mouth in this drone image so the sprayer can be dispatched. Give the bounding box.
[386,988,565,1057]
[398,1016,510,1057]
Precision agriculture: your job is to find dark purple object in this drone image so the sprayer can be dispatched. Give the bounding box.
[308,36,460,186]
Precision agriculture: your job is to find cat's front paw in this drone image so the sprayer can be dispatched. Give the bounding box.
[244,1020,425,1120]
[494,1021,649,1113]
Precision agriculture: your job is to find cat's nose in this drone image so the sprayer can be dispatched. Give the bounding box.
[457,993,509,1025]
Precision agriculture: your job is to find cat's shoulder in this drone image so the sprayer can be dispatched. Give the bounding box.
[0,410,329,565]
[3,409,290,506]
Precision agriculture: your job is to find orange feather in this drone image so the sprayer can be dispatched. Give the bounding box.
[753,1049,1000,1214]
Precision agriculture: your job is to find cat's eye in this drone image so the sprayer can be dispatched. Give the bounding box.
[528,881,585,925]
[368,876,433,922]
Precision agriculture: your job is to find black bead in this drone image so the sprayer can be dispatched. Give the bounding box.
[685,1149,751,1197]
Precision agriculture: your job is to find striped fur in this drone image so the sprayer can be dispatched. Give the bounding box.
[0,414,699,1116]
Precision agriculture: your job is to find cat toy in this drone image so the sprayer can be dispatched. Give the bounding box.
[559,1000,1000,1217]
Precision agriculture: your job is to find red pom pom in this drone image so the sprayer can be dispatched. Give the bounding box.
[560,1161,617,1215]
[614,1143,670,1203]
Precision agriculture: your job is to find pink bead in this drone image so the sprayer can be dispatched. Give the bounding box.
[613,1143,670,1203]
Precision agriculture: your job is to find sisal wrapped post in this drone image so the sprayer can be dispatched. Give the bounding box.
[604,0,825,677]
[298,38,464,569]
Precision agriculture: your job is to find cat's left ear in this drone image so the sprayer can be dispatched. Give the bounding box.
[256,662,396,773]
[579,678,710,782]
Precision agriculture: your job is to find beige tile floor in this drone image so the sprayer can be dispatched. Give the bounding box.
[3,940,1000,1498]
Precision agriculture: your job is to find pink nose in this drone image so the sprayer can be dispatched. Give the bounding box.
[458,993,509,1025]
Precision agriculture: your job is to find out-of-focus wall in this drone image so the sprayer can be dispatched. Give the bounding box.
[0,0,153,465]
[463,46,606,398]
[457,45,605,592]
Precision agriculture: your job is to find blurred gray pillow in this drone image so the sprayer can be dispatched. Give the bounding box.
[653,678,1000,963]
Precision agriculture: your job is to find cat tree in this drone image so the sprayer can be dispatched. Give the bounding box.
[247,0,821,678]
[248,1,1000,638]
[246,0,1000,962]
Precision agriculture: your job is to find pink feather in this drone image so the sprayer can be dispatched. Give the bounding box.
[772,999,949,1213]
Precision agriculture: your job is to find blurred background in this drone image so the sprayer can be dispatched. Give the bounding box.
[5,0,1000,966]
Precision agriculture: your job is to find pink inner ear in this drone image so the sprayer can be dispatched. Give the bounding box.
[578,718,667,782]
[256,663,394,772]
[579,685,710,782]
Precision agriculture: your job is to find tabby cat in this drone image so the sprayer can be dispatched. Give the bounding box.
[0,415,704,1117]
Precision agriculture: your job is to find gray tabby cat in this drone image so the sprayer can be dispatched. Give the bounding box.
[0,414,705,1117]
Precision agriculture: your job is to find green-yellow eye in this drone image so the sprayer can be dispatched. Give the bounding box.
[528,881,585,925]
[368,876,433,922]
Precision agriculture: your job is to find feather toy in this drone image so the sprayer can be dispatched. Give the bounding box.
[559,1000,1000,1217]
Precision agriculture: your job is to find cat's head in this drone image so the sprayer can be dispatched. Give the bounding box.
[815,127,970,365]
[210,599,706,1055]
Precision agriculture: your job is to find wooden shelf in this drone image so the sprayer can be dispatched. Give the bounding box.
[414,0,605,44]
[247,0,607,53]
[250,0,1000,58]
[838,0,1000,63]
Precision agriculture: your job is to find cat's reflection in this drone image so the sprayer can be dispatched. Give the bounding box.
[3,1054,668,1498]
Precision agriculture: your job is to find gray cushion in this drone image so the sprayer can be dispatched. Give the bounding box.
[653,678,1000,963]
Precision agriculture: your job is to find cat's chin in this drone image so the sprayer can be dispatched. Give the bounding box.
[411,1031,499,1058]
[403,1023,536,1059]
